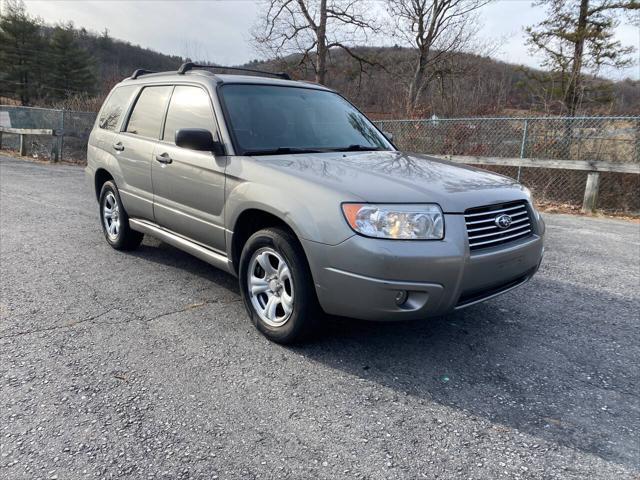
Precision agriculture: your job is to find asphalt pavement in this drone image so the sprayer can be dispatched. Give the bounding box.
[1,155,639,479]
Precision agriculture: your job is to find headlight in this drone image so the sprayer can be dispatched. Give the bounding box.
[342,203,444,240]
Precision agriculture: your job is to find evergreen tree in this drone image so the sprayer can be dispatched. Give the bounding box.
[47,23,96,99]
[0,0,45,105]
[526,0,638,115]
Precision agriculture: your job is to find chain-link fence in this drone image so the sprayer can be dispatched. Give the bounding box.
[1,106,638,215]
[375,116,640,215]
[0,105,96,162]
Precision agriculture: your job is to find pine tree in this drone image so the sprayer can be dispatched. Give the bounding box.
[526,0,638,115]
[47,23,96,99]
[0,0,45,105]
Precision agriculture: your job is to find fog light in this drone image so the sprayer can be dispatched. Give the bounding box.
[395,290,408,305]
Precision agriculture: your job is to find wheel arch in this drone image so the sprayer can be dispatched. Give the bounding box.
[94,168,115,201]
[230,208,302,275]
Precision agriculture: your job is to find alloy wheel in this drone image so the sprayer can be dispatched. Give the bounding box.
[247,247,294,327]
[102,192,120,240]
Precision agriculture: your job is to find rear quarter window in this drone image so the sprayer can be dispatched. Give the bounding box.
[97,86,138,131]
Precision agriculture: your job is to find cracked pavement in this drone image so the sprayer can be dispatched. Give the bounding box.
[0,155,639,479]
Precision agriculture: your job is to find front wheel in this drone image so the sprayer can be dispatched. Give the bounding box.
[239,227,320,344]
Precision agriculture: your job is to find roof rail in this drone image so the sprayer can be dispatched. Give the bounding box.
[177,62,291,80]
[130,69,156,80]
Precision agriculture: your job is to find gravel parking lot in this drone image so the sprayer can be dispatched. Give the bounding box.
[1,155,638,479]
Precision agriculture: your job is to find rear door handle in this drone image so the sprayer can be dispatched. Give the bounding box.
[113,142,124,151]
[155,153,173,164]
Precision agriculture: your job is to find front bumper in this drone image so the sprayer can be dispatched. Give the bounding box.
[302,213,544,321]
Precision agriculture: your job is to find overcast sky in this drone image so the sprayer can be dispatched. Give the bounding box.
[21,0,640,80]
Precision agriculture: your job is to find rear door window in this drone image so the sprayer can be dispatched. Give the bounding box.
[162,86,216,143]
[125,86,172,139]
[98,85,137,131]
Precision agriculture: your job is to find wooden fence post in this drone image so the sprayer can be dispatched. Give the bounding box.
[517,119,528,182]
[57,109,64,162]
[581,171,600,214]
[19,134,27,156]
[51,133,59,163]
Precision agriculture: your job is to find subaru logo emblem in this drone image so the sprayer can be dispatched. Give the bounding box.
[495,213,512,229]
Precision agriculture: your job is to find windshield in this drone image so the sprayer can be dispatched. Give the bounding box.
[219,84,393,156]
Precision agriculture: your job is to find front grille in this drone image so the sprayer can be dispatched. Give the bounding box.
[465,201,533,251]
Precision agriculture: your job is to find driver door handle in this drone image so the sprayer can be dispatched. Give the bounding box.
[155,153,172,164]
[113,142,124,151]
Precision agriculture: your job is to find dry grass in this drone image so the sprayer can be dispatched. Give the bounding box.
[0,148,79,166]
[536,201,640,222]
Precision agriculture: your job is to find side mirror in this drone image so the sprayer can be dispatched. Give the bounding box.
[383,131,394,143]
[175,128,225,155]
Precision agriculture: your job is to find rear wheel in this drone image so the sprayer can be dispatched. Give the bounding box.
[239,227,320,344]
[99,181,143,250]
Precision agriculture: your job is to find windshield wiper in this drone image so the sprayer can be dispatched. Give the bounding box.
[329,144,385,152]
[244,147,325,156]
[244,145,386,156]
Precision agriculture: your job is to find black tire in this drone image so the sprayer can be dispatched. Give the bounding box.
[239,227,320,344]
[98,180,143,251]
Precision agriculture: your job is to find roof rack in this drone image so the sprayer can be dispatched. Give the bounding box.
[177,62,291,80]
[130,69,156,80]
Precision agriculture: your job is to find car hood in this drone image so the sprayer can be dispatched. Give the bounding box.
[254,150,529,213]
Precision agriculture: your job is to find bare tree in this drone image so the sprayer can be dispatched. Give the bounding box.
[386,0,491,115]
[252,0,380,84]
[526,0,638,115]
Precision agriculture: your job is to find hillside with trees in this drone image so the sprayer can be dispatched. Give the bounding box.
[245,47,640,117]
[0,0,182,109]
[0,0,637,116]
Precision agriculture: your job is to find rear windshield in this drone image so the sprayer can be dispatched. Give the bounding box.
[219,84,391,156]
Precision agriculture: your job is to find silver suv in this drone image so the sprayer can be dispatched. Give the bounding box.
[87,63,545,343]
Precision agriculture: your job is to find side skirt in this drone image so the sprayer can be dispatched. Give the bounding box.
[129,218,236,277]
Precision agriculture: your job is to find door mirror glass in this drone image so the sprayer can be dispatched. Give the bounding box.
[175,128,224,154]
